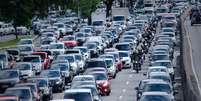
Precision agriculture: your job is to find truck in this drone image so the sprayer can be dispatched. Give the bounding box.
[91,9,106,35]
[111,7,130,25]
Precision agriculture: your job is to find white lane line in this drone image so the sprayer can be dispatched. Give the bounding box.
[126,81,129,85]
[122,89,126,92]
[184,15,201,96]
[129,74,132,78]
[119,96,123,99]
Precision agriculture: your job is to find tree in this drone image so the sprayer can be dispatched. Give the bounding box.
[104,0,114,17]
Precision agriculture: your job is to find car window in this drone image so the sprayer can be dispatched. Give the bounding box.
[64,92,92,101]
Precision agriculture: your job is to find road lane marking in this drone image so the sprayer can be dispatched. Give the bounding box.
[183,15,201,96]
[129,74,132,78]
[119,96,123,99]
[126,81,129,85]
[122,89,126,92]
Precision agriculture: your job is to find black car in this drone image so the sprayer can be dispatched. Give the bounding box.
[40,70,65,93]
[28,77,53,101]
[0,70,20,93]
[51,62,74,84]
[191,11,201,26]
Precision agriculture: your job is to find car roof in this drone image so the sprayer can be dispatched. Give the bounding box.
[148,66,167,69]
[64,89,91,93]
[153,60,171,62]
[142,91,170,96]
[74,75,95,78]
[149,72,170,76]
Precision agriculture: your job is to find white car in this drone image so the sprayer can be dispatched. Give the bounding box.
[18,39,34,47]
[104,58,117,78]
[14,62,34,77]
[118,51,132,68]
[145,66,169,78]
[16,26,29,35]
[49,42,65,55]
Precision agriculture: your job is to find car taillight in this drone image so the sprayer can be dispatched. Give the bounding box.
[103,81,109,87]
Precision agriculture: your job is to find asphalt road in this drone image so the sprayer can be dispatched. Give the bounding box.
[183,17,201,93]
[53,68,146,101]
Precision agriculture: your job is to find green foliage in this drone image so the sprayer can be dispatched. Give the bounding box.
[0,0,101,26]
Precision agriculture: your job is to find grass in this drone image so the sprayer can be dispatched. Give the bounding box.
[0,35,34,48]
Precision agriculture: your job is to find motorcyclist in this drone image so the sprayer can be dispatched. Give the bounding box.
[132,49,142,73]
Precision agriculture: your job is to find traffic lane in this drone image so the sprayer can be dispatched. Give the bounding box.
[102,69,145,101]
[52,69,146,101]
[184,18,201,91]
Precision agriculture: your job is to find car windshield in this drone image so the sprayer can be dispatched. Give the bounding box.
[51,64,68,71]
[73,77,93,82]
[15,63,31,70]
[92,21,104,26]
[75,55,82,61]
[119,52,129,57]
[23,57,40,63]
[75,48,87,53]
[113,16,125,21]
[36,79,48,87]
[92,73,107,80]
[0,71,18,79]
[150,75,170,83]
[63,36,75,41]
[164,16,175,20]
[41,40,52,45]
[115,44,130,51]
[57,55,74,63]
[152,55,169,61]
[144,84,171,94]
[152,62,171,68]
[0,54,6,61]
[84,29,91,33]
[162,29,173,32]
[86,61,106,68]
[105,59,113,67]
[19,46,32,52]
[157,8,167,13]
[40,71,60,78]
[64,92,92,101]
[5,89,31,99]
[140,95,170,101]
[49,44,64,49]
[76,33,84,37]
[19,40,32,45]
[85,44,96,49]
[55,24,64,28]
[42,33,54,37]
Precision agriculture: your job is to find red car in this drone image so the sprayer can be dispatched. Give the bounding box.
[32,52,50,69]
[63,41,78,48]
[88,71,111,96]
[0,96,19,101]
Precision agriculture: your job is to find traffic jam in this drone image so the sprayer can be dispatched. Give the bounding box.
[0,0,188,101]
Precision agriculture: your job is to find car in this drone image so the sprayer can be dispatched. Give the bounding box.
[32,52,51,69]
[86,71,111,96]
[14,62,34,78]
[83,42,99,58]
[71,75,96,86]
[114,43,132,53]
[71,85,102,101]
[18,45,34,56]
[49,42,65,55]
[84,68,108,75]
[41,32,57,42]
[18,39,34,47]
[22,55,42,74]
[4,87,33,101]
[6,49,21,62]
[62,36,78,48]
[16,26,29,35]
[104,58,117,78]
[135,79,165,100]
[142,81,174,98]
[150,53,170,64]
[106,52,123,71]
[144,66,168,77]
[74,32,87,45]
[28,77,53,100]
[118,51,132,68]
[0,96,20,101]
[152,60,175,80]
[0,70,21,93]
[0,52,15,68]
[51,62,74,84]
[149,72,172,84]
[15,83,40,101]
[74,46,90,60]
[53,23,67,34]
[73,53,85,72]
[55,54,79,75]
[191,11,201,26]
[40,38,55,49]
[139,92,172,101]
[40,70,65,92]
[84,59,107,70]
[64,89,94,101]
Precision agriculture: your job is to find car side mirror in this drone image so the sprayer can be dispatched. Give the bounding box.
[135,87,139,90]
